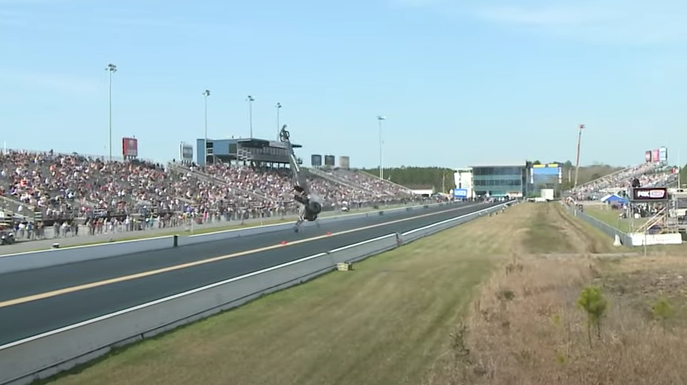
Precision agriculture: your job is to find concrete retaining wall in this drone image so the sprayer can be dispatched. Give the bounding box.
[0,203,448,274]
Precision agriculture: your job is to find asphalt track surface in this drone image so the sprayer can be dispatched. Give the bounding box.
[0,201,497,346]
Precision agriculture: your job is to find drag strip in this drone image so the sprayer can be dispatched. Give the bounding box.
[0,202,496,346]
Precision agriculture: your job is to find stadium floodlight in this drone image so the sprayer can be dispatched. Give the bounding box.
[276,103,282,140]
[377,116,386,180]
[246,95,255,138]
[105,63,117,161]
[574,124,585,188]
[203,90,211,164]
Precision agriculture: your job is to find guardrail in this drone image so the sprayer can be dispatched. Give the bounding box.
[0,202,453,275]
[0,201,515,385]
[562,204,633,246]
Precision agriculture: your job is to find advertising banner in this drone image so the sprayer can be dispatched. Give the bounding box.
[631,187,668,201]
[453,188,468,198]
[122,137,138,157]
[179,143,193,161]
[311,154,322,167]
[531,163,563,185]
[659,146,668,163]
[645,151,652,163]
[652,149,660,163]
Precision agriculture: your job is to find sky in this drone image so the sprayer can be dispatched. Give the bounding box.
[1,0,686,169]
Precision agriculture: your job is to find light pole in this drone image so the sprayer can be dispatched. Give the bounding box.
[275,102,282,139]
[203,89,210,165]
[247,95,255,138]
[105,63,117,161]
[574,124,584,188]
[377,116,386,180]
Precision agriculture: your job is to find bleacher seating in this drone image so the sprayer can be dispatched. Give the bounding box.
[0,150,419,225]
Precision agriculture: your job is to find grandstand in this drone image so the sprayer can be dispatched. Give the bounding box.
[567,162,678,200]
[0,146,420,241]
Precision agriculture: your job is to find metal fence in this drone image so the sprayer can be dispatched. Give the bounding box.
[562,203,632,246]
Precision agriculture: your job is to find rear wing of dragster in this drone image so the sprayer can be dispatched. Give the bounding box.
[279,124,310,195]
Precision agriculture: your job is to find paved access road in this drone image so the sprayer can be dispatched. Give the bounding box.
[0,201,498,346]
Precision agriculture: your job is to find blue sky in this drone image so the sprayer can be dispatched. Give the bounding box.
[1,0,686,169]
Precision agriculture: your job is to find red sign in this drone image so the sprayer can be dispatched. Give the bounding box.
[645,151,651,162]
[122,137,138,157]
[652,149,660,163]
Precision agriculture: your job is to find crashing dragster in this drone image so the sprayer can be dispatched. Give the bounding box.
[279,124,323,233]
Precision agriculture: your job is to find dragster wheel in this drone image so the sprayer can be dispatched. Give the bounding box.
[307,201,322,215]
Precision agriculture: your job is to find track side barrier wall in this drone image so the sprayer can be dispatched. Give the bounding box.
[0,203,454,274]
[0,201,515,385]
[561,203,633,246]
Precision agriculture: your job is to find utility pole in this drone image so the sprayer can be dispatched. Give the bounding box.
[574,124,584,188]
[105,63,117,161]
[377,116,386,180]
[679,150,682,188]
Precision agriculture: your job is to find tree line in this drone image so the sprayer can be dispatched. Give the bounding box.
[359,162,623,192]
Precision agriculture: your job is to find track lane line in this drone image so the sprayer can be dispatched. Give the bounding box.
[0,204,478,309]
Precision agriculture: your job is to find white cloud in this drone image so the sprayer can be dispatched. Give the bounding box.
[0,7,232,32]
[391,0,687,45]
[0,69,101,96]
[469,0,687,45]
[389,0,444,7]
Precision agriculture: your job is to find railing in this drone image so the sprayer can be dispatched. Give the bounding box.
[562,203,632,246]
[346,168,414,194]
[0,196,37,220]
[637,207,666,233]
[168,163,278,204]
[307,168,362,190]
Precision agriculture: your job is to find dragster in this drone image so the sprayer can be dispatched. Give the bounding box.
[279,124,323,233]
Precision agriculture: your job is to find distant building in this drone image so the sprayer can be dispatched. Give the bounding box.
[469,162,528,198]
[195,137,302,167]
[454,168,474,199]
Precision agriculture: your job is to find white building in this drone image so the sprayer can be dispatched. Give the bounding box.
[454,167,474,199]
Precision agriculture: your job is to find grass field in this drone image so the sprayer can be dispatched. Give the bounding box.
[427,204,687,385]
[44,202,687,385]
[582,205,649,233]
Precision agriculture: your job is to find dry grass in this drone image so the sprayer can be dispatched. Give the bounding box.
[45,201,529,385]
[427,203,687,385]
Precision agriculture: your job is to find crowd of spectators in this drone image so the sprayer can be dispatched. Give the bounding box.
[316,168,413,196]
[0,150,416,226]
[568,162,678,200]
[0,150,185,219]
[568,163,657,198]
[185,163,410,211]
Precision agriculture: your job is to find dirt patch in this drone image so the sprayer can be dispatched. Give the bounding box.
[522,203,617,255]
